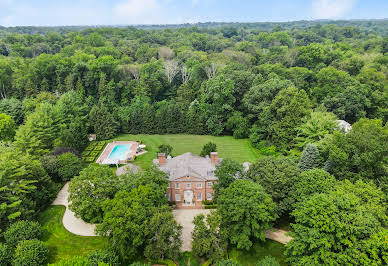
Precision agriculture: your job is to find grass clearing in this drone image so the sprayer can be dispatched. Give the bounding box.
[110,134,261,169]
[228,240,288,266]
[39,206,107,263]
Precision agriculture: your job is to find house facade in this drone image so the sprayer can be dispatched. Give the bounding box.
[154,152,221,209]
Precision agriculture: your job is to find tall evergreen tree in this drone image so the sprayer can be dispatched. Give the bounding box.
[298,143,320,171]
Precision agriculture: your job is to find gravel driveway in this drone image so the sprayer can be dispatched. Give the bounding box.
[173,209,213,251]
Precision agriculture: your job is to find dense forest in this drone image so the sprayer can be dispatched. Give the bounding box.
[0,20,387,265]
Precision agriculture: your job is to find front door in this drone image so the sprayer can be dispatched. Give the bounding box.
[184,190,194,206]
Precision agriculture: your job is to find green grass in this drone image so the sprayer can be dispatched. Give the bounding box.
[39,206,107,263]
[228,240,288,266]
[176,252,203,266]
[110,134,261,169]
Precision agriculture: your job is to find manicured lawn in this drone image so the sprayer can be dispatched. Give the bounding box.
[228,240,288,266]
[110,134,261,169]
[39,206,107,263]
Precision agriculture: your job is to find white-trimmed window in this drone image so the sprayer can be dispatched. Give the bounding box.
[186,183,191,189]
[207,182,213,188]
[196,193,202,201]
[175,183,180,189]
[175,194,181,201]
[196,183,202,189]
[207,193,213,200]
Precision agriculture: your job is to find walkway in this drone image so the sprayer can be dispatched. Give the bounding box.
[52,182,97,236]
[173,209,212,251]
[265,229,292,244]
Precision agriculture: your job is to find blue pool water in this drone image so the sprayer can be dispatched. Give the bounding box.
[108,144,131,160]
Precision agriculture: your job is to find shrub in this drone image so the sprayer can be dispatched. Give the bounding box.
[130,263,151,266]
[213,259,242,266]
[204,204,217,209]
[0,243,13,266]
[94,145,104,151]
[158,144,173,156]
[87,249,120,265]
[85,156,96,163]
[82,151,90,157]
[13,239,49,266]
[85,145,94,151]
[51,147,82,158]
[200,142,217,157]
[57,152,83,181]
[4,220,42,247]
[90,151,100,157]
[40,155,59,180]
[256,256,280,266]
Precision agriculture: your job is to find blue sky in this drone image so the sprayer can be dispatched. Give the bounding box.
[0,0,387,26]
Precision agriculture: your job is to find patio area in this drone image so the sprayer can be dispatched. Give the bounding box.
[96,141,139,165]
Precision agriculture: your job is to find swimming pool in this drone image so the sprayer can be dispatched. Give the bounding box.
[108,144,132,160]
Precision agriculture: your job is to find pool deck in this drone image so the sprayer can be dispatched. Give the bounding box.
[96,141,139,164]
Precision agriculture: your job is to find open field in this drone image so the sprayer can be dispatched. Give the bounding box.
[110,134,261,169]
[39,206,107,263]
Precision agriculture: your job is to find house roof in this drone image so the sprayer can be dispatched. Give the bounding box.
[153,152,221,181]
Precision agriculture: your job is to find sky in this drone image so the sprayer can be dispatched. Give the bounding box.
[0,0,387,26]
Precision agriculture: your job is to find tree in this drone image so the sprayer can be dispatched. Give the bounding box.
[14,102,62,156]
[13,239,49,266]
[217,180,277,250]
[192,212,227,262]
[57,152,83,181]
[292,169,336,205]
[213,158,243,198]
[0,144,56,233]
[68,164,120,223]
[294,107,338,148]
[158,144,173,157]
[246,156,299,216]
[285,180,388,265]
[97,185,169,260]
[0,113,16,141]
[200,142,217,157]
[144,207,182,260]
[225,112,250,139]
[204,75,235,135]
[89,104,119,140]
[256,256,280,266]
[164,60,179,83]
[59,116,89,152]
[0,98,25,125]
[4,220,42,247]
[40,155,59,180]
[298,143,320,171]
[325,118,388,193]
[269,86,311,149]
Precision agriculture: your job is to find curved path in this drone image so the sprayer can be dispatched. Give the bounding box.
[52,182,97,236]
[53,183,292,244]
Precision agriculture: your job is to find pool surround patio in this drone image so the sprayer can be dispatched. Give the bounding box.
[96,141,139,164]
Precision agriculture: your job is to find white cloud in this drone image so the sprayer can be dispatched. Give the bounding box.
[312,0,356,19]
[113,0,160,19]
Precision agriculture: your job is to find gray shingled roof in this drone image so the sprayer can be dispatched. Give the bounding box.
[154,152,220,181]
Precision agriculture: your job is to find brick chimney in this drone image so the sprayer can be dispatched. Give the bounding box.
[158,153,166,165]
[210,152,218,165]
